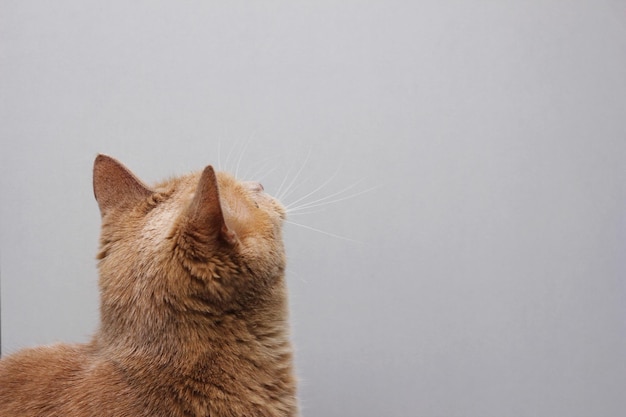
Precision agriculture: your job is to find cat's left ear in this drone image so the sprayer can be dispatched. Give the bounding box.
[93,154,153,217]
[186,165,237,247]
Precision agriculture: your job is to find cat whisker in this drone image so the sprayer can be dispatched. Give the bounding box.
[284,208,327,216]
[286,178,364,209]
[256,167,279,183]
[283,166,343,210]
[275,164,294,201]
[277,148,311,201]
[243,154,282,182]
[235,133,255,179]
[223,140,239,174]
[278,173,314,203]
[294,273,309,284]
[284,220,362,243]
[286,179,375,212]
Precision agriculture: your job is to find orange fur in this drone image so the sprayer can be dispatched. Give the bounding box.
[0,155,299,417]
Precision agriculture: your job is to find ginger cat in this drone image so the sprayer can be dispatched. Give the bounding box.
[0,155,299,417]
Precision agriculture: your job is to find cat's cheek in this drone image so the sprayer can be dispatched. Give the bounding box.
[241,241,286,283]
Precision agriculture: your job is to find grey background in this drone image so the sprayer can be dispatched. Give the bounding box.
[2,1,625,416]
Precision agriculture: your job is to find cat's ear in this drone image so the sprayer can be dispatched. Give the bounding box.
[93,154,153,217]
[186,165,237,246]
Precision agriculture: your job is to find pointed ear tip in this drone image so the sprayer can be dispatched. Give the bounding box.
[94,154,116,169]
[200,165,218,181]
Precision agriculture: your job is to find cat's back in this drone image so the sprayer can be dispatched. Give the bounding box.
[0,343,83,415]
[0,343,142,416]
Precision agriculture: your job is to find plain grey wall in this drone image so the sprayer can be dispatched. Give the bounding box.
[2,1,625,416]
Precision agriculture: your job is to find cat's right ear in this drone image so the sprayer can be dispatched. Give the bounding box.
[185,165,237,247]
[93,154,153,217]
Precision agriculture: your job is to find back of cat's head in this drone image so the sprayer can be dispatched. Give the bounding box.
[92,155,287,335]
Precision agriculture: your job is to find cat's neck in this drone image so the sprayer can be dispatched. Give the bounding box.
[94,285,291,373]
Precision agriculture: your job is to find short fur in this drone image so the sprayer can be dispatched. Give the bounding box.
[0,155,299,417]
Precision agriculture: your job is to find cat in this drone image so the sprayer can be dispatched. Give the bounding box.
[0,155,300,417]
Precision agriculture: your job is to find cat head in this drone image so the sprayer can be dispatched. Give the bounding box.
[92,155,287,329]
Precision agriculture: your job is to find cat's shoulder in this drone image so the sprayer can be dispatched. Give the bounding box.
[0,342,92,376]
